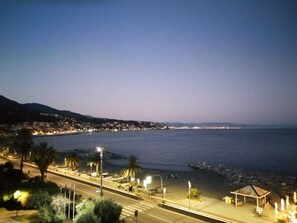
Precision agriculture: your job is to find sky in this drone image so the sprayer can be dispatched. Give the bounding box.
[1,0,297,125]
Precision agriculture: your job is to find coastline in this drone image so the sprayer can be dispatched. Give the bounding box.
[63,150,296,205]
[56,151,234,200]
[4,144,293,205]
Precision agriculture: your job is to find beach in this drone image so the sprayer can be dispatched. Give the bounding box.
[64,151,233,200]
[70,154,291,205]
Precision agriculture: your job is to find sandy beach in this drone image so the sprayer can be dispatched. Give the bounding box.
[71,155,244,203]
[61,150,293,204]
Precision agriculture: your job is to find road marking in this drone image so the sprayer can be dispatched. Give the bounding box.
[147,214,172,223]
[121,209,134,217]
[120,201,155,219]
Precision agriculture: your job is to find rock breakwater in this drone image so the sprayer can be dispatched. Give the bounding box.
[188,162,296,196]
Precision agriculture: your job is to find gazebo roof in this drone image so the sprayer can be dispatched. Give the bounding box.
[231,185,271,198]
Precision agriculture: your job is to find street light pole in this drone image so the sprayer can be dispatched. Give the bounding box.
[96,147,103,198]
[146,174,163,191]
[163,187,166,200]
[14,190,22,217]
[188,181,191,210]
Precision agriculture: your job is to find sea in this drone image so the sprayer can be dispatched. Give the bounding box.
[33,129,297,176]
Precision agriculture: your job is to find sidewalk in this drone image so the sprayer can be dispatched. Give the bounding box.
[0,208,38,223]
[175,198,276,223]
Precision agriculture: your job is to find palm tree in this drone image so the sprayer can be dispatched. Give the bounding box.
[14,128,33,172]
[31,142,56,182]
[87,161,95,173]
[88,152,101,177]
[121,155,142,182]
[65,152,80,170]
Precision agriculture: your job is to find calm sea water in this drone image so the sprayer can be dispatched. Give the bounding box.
[33,129,297,175]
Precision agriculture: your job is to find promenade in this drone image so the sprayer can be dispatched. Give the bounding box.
[1,157,296,223]
[59,164,295,223]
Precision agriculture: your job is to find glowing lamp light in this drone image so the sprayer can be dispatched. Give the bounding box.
[146,176,152,184]
[274,202,278,217]
[96,147,103,153]
[143,179,147,189]
[14,190,22,199]
[281,198,285,211]
[13,190,29,206]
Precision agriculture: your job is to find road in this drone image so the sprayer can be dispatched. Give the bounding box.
[2,158,209,223]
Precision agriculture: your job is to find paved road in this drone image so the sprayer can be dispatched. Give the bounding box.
[2,158,208,223]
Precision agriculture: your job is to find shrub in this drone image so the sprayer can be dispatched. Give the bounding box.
[93,199,122,223]
[76,212,97,223]
[74,199,95,223]
[27,190,52,209]
[187,187,201,200]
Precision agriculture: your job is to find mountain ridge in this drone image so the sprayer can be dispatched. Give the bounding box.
[0,95,166,130]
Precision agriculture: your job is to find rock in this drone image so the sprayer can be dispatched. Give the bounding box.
[188,161,297,192]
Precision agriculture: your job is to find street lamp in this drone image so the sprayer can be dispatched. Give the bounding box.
[146,174,163,191]
[188,181,191,210]
[64,158,67,174]
[96,147,104,198]
[14,190,22,217]
[143,179,147,189]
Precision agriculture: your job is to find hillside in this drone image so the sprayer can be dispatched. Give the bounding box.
[0,95,167,131]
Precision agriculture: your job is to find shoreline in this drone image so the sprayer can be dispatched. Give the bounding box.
[55,151,234,200]
[97,161,296,208]
[56,149,296,203]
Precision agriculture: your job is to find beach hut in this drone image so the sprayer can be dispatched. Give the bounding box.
[231,185,271,209]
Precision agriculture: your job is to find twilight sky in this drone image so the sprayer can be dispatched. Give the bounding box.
[1,0,297,125]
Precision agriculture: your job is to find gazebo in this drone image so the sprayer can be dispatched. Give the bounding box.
[231,185,271,208]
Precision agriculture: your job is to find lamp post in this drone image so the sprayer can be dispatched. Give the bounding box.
[146,174,163,191]
[96,147,103,198]
[14,190,22,217]
[188,181,191,210]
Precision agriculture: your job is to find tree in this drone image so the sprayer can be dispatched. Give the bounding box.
[31,142,56,182]
[76,212,97,223]
[27,190,52,209]
[87,152,101,177]
[65,152,80,170]
[38,204,64,223]
[50,194,67,221]
[14,128,33,172]
[87,161,95,173]
[75,199,122,223]
[93,199,122,223]
[30,193,65,223]
[74,199,96,223]
[120,155,142,182]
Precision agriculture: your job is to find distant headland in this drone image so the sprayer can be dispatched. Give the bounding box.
[0,95,167,136]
